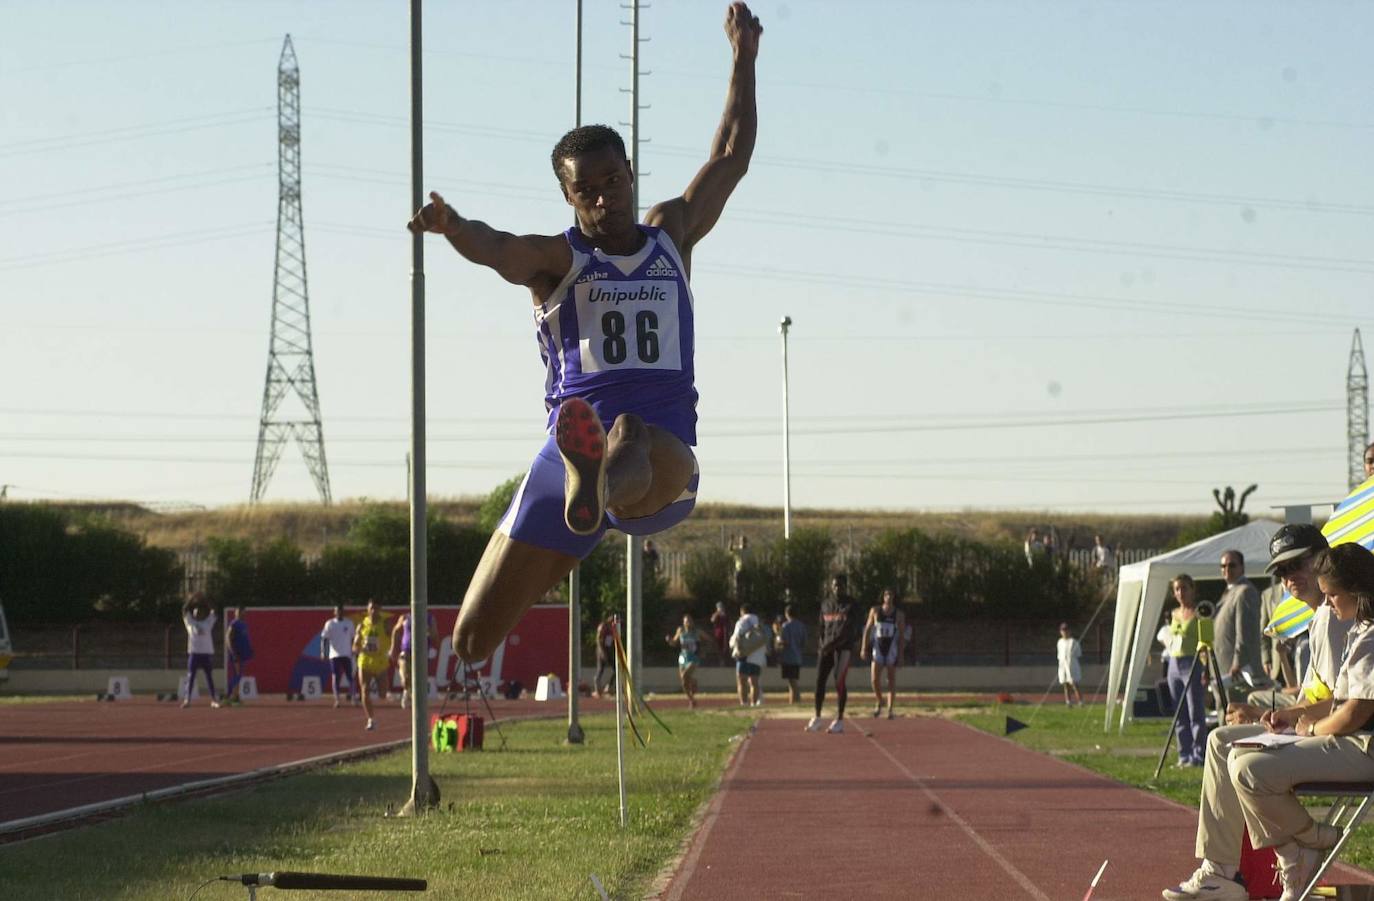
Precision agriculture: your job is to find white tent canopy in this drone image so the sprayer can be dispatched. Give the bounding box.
[1105,520,1283,732]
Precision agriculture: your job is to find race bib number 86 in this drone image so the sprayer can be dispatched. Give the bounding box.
[576,280,681,373]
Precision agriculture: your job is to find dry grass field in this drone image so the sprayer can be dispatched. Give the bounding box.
[55,497,1206,557]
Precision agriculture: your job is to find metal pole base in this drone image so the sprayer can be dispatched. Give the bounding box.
[393,776,441,817]
[565,723,586,745]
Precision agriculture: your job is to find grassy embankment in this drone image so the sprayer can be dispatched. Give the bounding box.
[74,498,1203,558]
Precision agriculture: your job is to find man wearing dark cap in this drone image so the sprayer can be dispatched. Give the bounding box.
[1249,524,1350,711]
[1161,524,1349,901]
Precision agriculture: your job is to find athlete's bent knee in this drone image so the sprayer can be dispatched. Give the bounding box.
[453,619,498,663]
[608,413,647,444]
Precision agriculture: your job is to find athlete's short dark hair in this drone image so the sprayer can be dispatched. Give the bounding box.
[550,125,628,184]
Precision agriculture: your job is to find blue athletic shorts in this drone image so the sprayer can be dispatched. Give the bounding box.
[497,434,699,558]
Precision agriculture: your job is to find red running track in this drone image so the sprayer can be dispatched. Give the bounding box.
[655,715,1374,900]
[0,692,773,830]
[0,694,603,828]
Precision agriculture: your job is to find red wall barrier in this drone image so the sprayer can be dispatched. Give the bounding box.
[225,605,568,696]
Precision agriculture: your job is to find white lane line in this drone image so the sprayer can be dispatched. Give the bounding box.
[865,735,1052,901]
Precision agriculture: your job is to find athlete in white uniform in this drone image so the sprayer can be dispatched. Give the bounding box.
[861,589,905,719]
[409,4,763,666]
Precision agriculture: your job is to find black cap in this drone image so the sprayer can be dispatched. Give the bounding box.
[1266,523,1328,573]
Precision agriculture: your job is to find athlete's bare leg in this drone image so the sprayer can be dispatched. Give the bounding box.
[870,661,883,715]
[604,414,694,518]
[453,533,578,662]
[885,665,897,716]
[359,666,375,728]
[455,410,694,662]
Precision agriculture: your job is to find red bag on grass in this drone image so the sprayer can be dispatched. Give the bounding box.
[1239,829,1282,900]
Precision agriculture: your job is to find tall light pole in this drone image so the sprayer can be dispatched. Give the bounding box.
[780,315,793,540]
[399,0,436,817]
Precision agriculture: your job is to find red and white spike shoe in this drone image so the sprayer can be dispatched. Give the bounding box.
[555,397,607,536]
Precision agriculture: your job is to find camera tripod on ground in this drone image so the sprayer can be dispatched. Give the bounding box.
[1153,600,1227,779]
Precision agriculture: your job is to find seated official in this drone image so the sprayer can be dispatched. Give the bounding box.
[1161,524,1340,901]
[1229,544,1374,901]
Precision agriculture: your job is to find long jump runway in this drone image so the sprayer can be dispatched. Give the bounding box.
[657,714,1374,900]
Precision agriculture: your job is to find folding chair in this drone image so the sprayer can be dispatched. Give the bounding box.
[1292,781,1374,898]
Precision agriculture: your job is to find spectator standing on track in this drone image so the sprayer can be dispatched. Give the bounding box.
[1056,621,1084,708]
[594,613,618,698]
[807,573,861,734]
[710,601,730,664]
[776,603,807,704]
[1215,549,1263,700]
[391,609,437,709]
[225,609,253,705]
[321,605,357,707]
[353,599,391,731]
[181,593,220,709]
[861,589,905,718]
[730,602,767,706]
[666,613,711,708]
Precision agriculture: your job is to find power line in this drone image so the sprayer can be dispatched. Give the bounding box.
[302,107,1374,218]
[697,262,1359,327]
[0,223,272,271]
[1,38,279,75]
[0,168,274,219]
[0,108,274,158]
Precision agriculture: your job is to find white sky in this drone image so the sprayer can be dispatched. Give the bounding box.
[1,1,1369,515]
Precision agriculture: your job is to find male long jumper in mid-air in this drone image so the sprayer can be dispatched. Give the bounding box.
[408,2,762,663]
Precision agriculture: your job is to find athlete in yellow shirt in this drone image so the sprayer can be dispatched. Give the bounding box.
[353,599,392,731]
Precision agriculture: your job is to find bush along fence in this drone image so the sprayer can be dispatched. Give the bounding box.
[4,505,1149,666]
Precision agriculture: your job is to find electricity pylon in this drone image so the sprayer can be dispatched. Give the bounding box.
[1349,328,1369,490]
[250,35,332,505]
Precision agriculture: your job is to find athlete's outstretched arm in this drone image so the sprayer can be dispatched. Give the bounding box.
[408,191,570,289]
[645,2,761,253]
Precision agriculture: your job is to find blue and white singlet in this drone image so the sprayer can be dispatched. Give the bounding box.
[534,225,698,444]
[873,608,899,662]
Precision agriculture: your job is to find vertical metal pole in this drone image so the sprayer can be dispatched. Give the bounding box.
[614,629,628,828]
[624,0,644,692]
[629,0,639,216]
[402,0,435,817]
[567,566,585,744]
[575,0,583,127]
[780,316,793,540]
[565,0,587,750]
[627,536,642,690]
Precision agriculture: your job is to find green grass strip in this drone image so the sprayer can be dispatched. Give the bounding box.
[0,710,749,900]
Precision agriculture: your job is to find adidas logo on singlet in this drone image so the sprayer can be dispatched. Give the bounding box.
[644,254,678,278]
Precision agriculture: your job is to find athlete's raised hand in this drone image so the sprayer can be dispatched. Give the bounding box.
[724,2,762,59]
[407,190,460,236]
